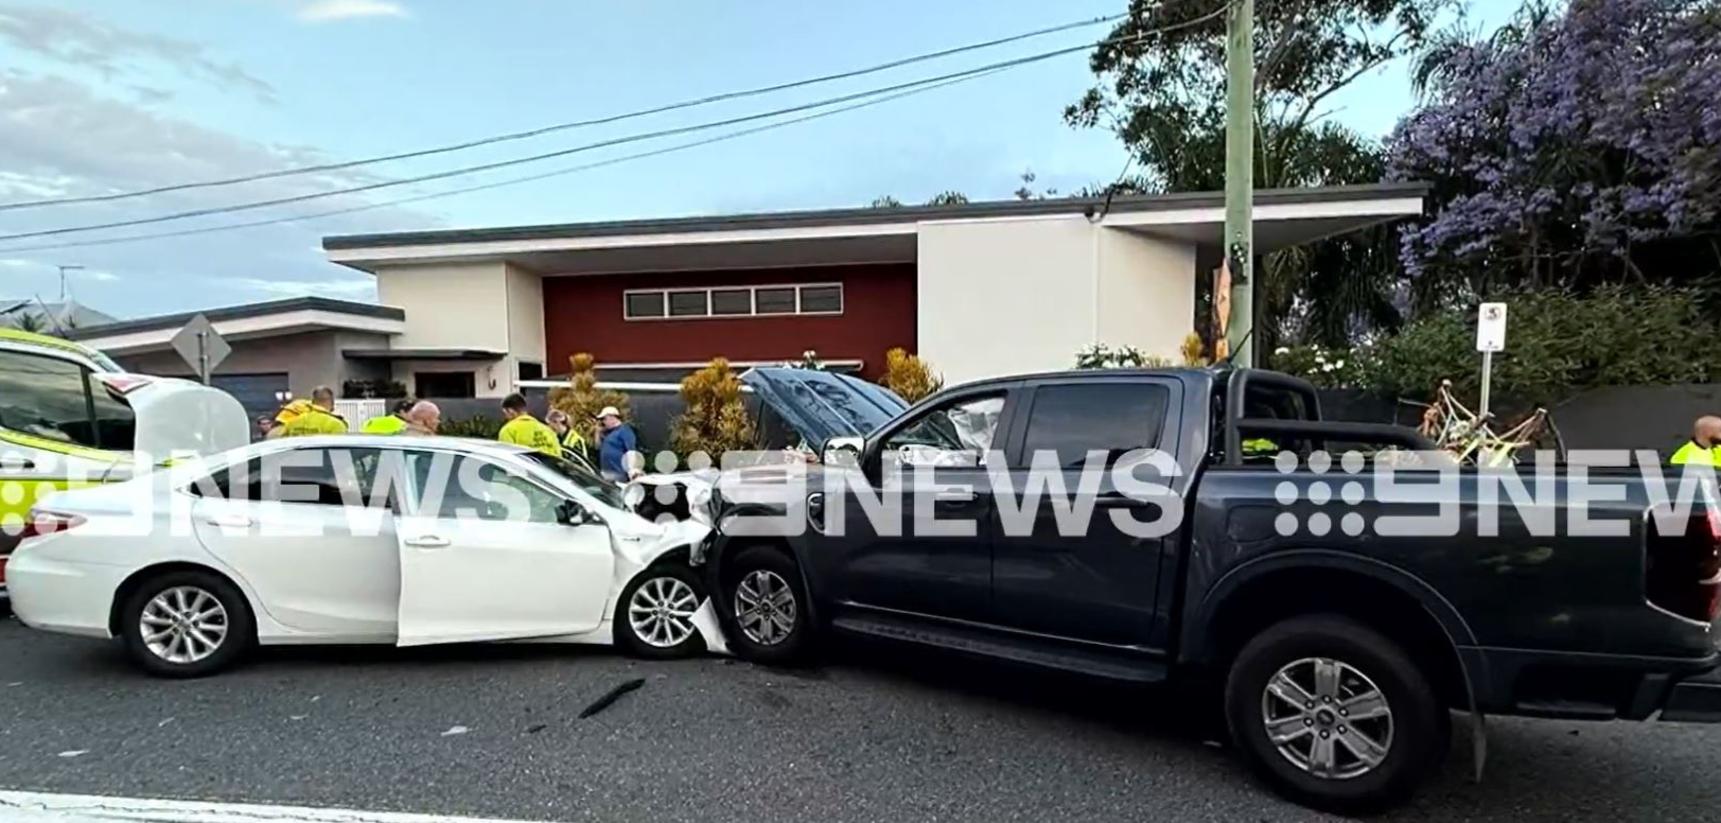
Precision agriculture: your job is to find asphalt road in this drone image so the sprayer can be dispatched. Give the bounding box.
[2,616,1720,822]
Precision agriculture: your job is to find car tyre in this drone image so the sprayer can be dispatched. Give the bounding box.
[720,544,813,665]
[1224,613,1446,814]
[614,564,707,659]
[118,570,253,678]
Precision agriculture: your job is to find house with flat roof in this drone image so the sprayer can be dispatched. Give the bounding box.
[68,296,407,417]
[319,182,1426,395]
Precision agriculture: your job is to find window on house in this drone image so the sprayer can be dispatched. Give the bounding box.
[667,291,709,317]
[622,284,843,320]
[711,289,752,315]
[415,371,476,398]
[624,292,665,319]
[799,285,843,313]
[754,288,797,315]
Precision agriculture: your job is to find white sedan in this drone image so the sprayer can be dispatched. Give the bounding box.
[6,435,725,677]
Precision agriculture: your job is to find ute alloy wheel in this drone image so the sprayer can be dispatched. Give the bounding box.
[735,569,797,646]
[615,565,706,659]
[119,570,253,678]
[1225,613,1445,814]
[1261,657,1395,780]
[720,545,814,665]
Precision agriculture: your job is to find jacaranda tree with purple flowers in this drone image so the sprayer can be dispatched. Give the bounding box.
[1390,0,1721,307]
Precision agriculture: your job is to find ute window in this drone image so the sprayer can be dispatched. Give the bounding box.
[882,393,1005,468]
[1021,383,1170,468]
[0,348,135,451]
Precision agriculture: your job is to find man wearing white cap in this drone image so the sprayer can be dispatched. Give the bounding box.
[595,405,638,481]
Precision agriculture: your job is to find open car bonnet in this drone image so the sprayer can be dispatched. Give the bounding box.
[738,367,907,447]
[116,374,252,460]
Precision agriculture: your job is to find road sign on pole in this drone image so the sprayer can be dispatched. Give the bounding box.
[169,314,230,385]
[1476,302,1507,422]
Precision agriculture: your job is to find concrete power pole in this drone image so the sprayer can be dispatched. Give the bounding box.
[1223,0,1255,367]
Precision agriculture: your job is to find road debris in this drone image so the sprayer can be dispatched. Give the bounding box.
[441,725,470,737]
[578,678,646,719]
[55,751,87,758]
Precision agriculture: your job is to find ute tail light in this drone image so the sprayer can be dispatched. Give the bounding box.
[1647,506,1721,624]
[17,510,87,542]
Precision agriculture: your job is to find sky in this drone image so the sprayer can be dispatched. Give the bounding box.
[0,0,1518,319]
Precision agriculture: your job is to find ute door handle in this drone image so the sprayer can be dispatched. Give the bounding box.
[404,535,451,549]
[932,490,976,504]
[202,513,253,528]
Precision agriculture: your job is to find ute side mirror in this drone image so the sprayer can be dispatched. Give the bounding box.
[557,499,602,527]
[822,436,864,467]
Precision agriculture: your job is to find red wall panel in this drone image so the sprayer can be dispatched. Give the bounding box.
[541,264,916,379]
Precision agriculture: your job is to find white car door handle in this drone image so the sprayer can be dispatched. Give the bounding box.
[405,535,451,549]
[202,514,253,528]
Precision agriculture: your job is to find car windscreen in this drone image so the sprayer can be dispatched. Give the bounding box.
[521,450,629,510]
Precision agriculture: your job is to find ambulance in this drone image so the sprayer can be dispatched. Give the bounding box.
[0,329,249,605]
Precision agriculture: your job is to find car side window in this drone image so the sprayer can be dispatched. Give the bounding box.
[194,447,389,507]
[0,348,131,450]
[405,452,563,523]
[1020,383,1170,468]
[880,394,1005,468]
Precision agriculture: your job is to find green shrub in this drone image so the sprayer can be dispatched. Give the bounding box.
[1271,343,1367,389]
[548,353,630,426]
[881,348,943,403]
[1277,286,1719,404]
[1074,343,1172,369]
[669,358,757,459]
[439,414,502,439]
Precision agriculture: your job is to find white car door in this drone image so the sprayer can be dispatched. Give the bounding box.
[394,449,615,646]
[189,446,401,637]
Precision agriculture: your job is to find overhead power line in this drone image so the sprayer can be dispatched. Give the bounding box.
[0,5,1227,247]
[0,12,1125,213]
[0,70,1009,255]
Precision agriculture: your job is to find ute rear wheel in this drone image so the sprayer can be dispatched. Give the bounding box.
[1224,614,1446,814]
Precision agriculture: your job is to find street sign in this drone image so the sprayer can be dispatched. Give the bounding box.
[1476,302,1507,352]
[169,314,231,385]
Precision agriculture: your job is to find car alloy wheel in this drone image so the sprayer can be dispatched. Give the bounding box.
[140,585,230,665]
[627,575,699,649]
[734,569,796,646]
[1261,656,1395,780]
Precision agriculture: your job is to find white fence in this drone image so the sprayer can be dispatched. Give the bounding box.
[334,398,387,432]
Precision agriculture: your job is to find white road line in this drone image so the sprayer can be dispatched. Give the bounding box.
[0,790,558,823]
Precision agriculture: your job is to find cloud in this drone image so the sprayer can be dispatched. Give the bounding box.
[296,0,409,23]
[0,70,434,318]
[0,4,275,103]
[227,277,376,299]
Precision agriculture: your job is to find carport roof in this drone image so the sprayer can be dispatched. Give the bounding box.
[325,182,1427,251]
